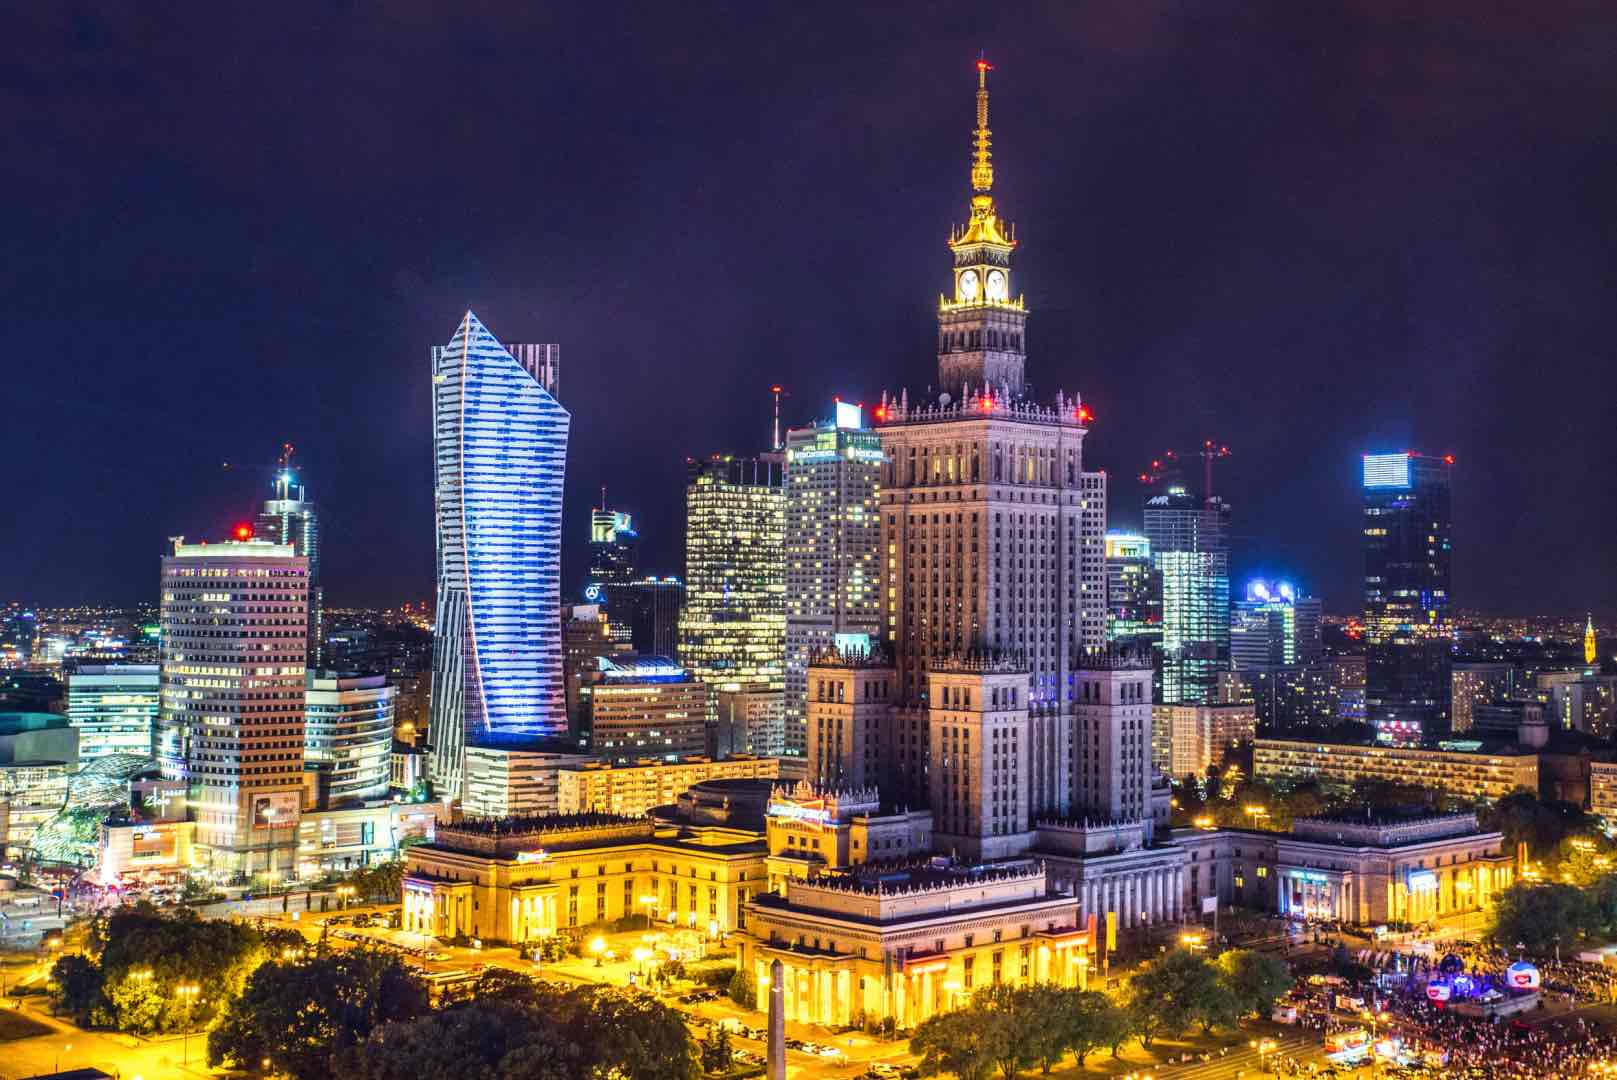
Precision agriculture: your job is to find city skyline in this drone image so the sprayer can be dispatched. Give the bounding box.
[5,6,1615,615]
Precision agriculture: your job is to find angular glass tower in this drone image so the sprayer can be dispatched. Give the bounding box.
[428,312,570,799]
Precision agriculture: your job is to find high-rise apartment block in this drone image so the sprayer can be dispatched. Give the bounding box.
[1145,488,1230,705]
[159,536,308,876]
[1230,581,1322,669]
[256,465,323,668]
[66,664,159,761]
[428,313,570,798]
[304,675,394,806]
[783,405,882,758]
[678,455,785,719]
[1451,663,1516,734]
[1362,452,1453,743]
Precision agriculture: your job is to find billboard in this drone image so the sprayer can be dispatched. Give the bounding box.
[251,792,300,829]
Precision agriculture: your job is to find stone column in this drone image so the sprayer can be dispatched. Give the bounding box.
[768,959,785,1080]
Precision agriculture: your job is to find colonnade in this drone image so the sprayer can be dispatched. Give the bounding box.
[1078,865,1185,928]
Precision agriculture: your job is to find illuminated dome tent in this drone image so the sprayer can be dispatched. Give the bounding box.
[28,754,157,866]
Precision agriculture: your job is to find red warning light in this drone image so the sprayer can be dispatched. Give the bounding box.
[233,522,254,541]
[874,406,888,421]
[770,385,783,394]
[1443,455,1455,465]
[1077,406,1094,423]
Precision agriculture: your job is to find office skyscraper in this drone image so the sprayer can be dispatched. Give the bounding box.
[1230,580,1322,669]
[66,664,159,761]
[159,535,308,876]
[605,577,686,659]
[305,675,394,805]
[1105,531,1162,649]
[783,403,883,758]
[428,312,571,799]
[257,463,322,668]
[588,504,639,590]
[1362,451,1453,743]
[678,455,786,723]
[1144,487,1230,705]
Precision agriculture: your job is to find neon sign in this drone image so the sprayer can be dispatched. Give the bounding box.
[767,803,830,826]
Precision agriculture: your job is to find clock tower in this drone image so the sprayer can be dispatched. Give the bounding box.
[938,60,1027,400]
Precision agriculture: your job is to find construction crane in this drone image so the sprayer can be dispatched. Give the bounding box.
[221,443,300,500]
[1139,440,1231,508]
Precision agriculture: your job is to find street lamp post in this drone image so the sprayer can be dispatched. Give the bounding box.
[591,936,607,968]
[639,894,657,931]
[176,982,201,1067]
[1250,1037,1277,1074]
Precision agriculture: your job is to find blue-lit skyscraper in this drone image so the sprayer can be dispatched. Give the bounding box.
[1363,451,1453,744]
[428,312,570,799]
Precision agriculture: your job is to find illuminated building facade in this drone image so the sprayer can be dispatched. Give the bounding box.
[588,506,638,590]
[428,313,571,799]
[1362,451,1453,743]
[1105,531,1161,651]
[159,536,309,877]
[1175,813,1513,926]
[67,664,159,761]
[1153,701,1258,778]
[604,576,685,659]
[304,675,394,805]
[586,655,709,762]
[256,467,323,668]
[1145,488,1230,705]
[783,405,883,759]
[1230,581,1322,669]
[401,814,768,942]
[1591,760,1617,826]
[712,686,786,759]
[461,744,593,819]
[1451,662,1516,733]
[557,755,784,818]
[678,455,785,719]
[874,62,1107,725]
[1253,736,1537,802]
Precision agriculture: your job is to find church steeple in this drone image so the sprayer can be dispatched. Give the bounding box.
[1587,614,1598,666]
[939,58,1028,400]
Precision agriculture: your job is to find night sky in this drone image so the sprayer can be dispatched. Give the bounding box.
[5,3,1615,614]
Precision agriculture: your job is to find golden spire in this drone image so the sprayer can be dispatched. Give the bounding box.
[1587,614,1598,666]
[971,57,994,193]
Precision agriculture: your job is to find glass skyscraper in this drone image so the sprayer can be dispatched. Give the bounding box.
[1144,487,1230,705]
[428,312,570,799]
[678,454,785,734]
[257,468,322,668]
[783,404,883,757]
[1362,451,1453,744]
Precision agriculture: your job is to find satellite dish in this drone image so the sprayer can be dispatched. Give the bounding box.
[939,393,952,406]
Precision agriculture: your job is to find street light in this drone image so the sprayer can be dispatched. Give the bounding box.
[336,884,354,911]
[1245,805,1269,829]
[591,936,607,967]
[176,983,201,1067]
[638,894,657,930]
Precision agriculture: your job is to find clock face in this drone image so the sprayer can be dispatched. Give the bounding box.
[986,269,1008,300]
[958,269,980,300]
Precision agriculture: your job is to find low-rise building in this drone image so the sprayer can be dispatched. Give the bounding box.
[66,665,159,761]
[737,861,1089,1030]
[556,756,783,818]
[761,780,932,895]
[1253,736,1538,802]
[401,814,768,943]
[1590,760,1617,825]
[1174,812,1514,926]
[0,760,72,857]
[296,800,448,876]
[462,743,594,819]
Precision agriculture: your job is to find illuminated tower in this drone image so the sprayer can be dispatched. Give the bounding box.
[783,402,883,757]
[257,450,323,669]
[1362,452,1453,743]
[428,312,571,799]
[876,61,1107,829]
[937,60,1027,400]
[678,455,786,741]
[159,534,308,877]
[1588,615,1598,667]
[1144,487,1231,705]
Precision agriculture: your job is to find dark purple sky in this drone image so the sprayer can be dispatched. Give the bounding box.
[4,3,1615,614]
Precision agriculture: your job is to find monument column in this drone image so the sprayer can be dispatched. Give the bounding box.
[768,959,785,1080]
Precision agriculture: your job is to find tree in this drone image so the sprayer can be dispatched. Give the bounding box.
[1217,949,1293,1019]
[547,984,698,1080]
[911,1008,997,1080]
[699,1025,734,1073]
[1014,985,1072,1075]
[1126,948,1229,1044]
[1061,989,1124,1069]
[209,950,429,1080]
[727,968,756,1009]
[1489,882,1597,950]
[49,954,106,1026]
[968,983,1030,1080]
[343,1000,581,1080]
